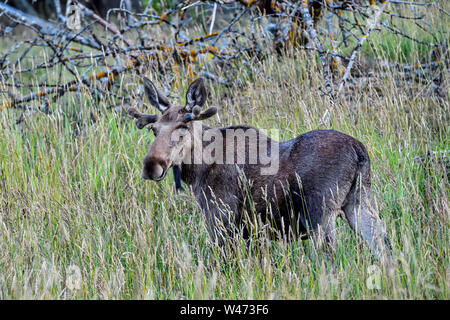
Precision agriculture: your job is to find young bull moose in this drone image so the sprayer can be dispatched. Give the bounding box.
[128,77,391,260]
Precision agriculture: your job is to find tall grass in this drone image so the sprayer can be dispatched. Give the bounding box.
[0,10,448,299]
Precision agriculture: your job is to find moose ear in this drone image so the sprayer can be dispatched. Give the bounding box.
[143,77,171,113]
[185,78,206,112]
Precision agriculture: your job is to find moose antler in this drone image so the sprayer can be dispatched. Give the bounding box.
[183,105,217,122]
[184,106,217,122]
[127,107,158,129]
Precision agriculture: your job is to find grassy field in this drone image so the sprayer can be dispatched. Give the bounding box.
[0,5,448,299]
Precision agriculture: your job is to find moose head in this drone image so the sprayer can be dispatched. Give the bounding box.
[128,77,217,181]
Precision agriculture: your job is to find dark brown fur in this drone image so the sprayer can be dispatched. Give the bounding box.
[129,78,391,260]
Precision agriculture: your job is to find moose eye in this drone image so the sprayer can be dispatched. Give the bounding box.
[175,124,189,133]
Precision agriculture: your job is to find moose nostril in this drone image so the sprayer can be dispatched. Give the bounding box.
[141,163,151,180]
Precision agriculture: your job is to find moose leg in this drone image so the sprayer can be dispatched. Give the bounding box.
[300,193,338,263]
[317,207,339,265]
[342,184,391,261]
[202,195,242,248]
[323,211,337,257]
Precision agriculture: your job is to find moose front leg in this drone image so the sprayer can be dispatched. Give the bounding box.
[197,192,245,248]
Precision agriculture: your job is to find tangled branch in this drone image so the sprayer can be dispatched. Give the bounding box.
[0,0,447,118]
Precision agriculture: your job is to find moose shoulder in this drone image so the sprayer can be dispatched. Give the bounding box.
[128,77,391,260]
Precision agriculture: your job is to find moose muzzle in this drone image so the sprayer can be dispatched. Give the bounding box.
[142,155,169,181]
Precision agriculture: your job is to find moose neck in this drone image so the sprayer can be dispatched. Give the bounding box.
[179,122,280,186]
[180,123,213,185]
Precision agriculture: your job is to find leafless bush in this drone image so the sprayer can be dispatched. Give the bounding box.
[0,0,447,120]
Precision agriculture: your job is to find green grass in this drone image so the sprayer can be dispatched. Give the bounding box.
[326,4,448,63]
[0,6,449,299]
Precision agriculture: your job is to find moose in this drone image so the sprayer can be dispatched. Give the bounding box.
[128,77,391,260]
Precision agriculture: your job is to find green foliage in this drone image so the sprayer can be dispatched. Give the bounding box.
[328,6,448,63]
[0,5,448,299]
[142,0,175,14]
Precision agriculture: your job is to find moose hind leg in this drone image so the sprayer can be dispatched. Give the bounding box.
[321,210,338,263]
[307,198,338,262]
[295,187,338,263]
[343,185,391,261]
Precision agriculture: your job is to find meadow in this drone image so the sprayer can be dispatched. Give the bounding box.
[0,2,448,299]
